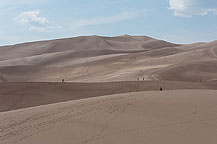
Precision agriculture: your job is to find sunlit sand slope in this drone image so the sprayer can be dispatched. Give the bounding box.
[1,90,217,144]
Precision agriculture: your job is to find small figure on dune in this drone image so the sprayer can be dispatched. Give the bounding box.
[160,87,163,91]
[143,78,145,81]
[137,78,139,81]
[62,79,65,83]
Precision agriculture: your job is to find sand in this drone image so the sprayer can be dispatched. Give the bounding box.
[1,90,217,144]
[1,35,217,144]
[0,36,216,82]
[0,81,217,112]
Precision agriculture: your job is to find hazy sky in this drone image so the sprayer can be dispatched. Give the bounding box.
[0,0,217,45]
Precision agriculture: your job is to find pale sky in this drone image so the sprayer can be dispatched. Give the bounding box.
[0,0,217,46]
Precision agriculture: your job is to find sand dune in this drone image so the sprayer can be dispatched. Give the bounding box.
[1,81,217,112]
[1,35,217,144]
[0,35,217,110]
[1,90,217,144]
[0,35,180,82]
[0,35,216,82]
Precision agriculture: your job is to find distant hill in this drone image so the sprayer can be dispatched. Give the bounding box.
[0,35,216,82]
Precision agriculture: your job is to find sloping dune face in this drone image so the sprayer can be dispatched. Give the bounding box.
[1,90,217,144]
[0,35,178,82]
[1,81,216,112]
[0,35,217,82]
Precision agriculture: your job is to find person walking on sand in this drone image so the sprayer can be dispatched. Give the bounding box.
[62,79,65,83]
[160,87,163,91]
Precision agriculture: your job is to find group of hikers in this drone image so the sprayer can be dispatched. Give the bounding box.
[61,78,163,91]
[137,78,145,81]
[137,77,163,91]
[61,77,205,92]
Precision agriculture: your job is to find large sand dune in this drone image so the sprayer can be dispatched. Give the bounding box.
[1,35,217,144]
[1,90,217,144]
[0,35,216,82]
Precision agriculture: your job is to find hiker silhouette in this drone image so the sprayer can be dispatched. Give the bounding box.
[160,87,163,91]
